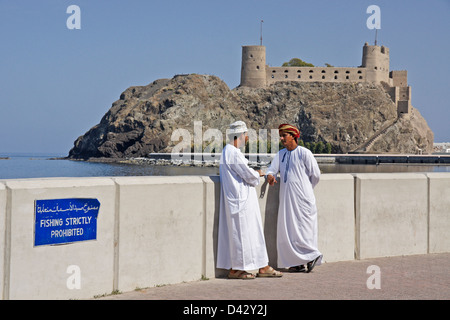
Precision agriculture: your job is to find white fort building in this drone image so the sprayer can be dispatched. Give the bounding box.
[240,43,411,117]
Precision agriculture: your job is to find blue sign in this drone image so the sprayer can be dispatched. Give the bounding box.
[34,198,100,246]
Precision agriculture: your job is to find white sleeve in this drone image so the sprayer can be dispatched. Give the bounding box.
[265,151,280,177]
[304,149,320,188]
[229,151,260,187]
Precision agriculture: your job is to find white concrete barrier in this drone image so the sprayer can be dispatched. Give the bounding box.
[0,182,6,300]
[201,176,221,279]
[355,173,428,259]
[427,173,450,253]
[0,172,448,299]
[257,178,281,268]
[2,178,116,300]
[315,174,355,262]
[114,176,205,293]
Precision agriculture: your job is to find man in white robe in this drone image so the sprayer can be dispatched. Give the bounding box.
[217,121,282,279]
[266,123,322,273]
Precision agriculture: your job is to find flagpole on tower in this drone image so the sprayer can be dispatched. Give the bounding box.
[260,20,264,46]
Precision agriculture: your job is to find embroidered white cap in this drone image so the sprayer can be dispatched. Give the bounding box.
[228,121,248,135]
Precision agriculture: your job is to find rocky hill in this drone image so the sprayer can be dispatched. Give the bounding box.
[67,74,433,159]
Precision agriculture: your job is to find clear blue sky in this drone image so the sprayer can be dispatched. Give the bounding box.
[1,0,449,155]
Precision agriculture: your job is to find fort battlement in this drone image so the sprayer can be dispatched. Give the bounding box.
[240,42,411,117]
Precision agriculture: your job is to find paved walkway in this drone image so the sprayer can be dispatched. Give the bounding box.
[98,252,450,300]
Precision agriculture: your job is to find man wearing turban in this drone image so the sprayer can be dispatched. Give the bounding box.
[266,124,323,273]
[217,121,282,279]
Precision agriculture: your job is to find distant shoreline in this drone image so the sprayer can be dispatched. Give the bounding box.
[61,152,450,167]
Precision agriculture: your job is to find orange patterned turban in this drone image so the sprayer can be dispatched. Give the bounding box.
[278,124,300,138]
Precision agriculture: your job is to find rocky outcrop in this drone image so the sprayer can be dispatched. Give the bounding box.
[370,107,434,153]
[68,74,434,159]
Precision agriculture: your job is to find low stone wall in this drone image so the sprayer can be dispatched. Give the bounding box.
[0,172,448,299]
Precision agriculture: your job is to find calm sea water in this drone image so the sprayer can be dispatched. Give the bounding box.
[0,154,219,179]
[0,153,449,180]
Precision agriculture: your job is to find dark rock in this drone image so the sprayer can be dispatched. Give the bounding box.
[68,74,434,159]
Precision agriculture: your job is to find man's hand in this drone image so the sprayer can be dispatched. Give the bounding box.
[267,174,277,186]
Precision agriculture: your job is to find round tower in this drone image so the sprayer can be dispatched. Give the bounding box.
[240,45,267,88]
[361,42,390,83]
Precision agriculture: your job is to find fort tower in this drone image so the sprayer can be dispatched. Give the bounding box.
[240,45,267,88]
[361,42,390,83]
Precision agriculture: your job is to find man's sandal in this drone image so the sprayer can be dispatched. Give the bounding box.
[288,265,306,273]
[306,255,321,273]
[228,270,256,280]
[256,266,283,277]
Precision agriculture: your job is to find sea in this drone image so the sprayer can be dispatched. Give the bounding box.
[1,152,449,180]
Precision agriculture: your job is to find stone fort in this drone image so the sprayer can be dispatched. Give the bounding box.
[240,43,411,117]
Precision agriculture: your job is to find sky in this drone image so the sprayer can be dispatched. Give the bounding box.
[1,0,449,155]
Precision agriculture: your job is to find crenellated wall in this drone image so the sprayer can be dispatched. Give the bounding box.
[240,43,390,87]
[1,172,449,299]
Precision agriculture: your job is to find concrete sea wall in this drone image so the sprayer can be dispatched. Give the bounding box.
[0,172,449,299]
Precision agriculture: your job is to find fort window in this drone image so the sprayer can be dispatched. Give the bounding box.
[309,75,313,79]
[357,70,362,74]
[272,70,276,73]
[346,76,349,79]
[298,75,301,79]
[285,75,288,78]
[359,76,363,79]
[345,70,350,74]
[322,76,325,79]
[334,76,338,79]
[284,70,289,73]
[297,70,301,73]
[256,66,260,69]
[321,70,326,73]
[309,70,314,73]
[374,66,378,70]
[271,75,274,78]
[334,70,339,74]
